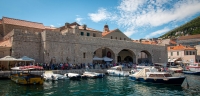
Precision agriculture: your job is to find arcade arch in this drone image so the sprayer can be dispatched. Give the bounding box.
[93,47,115,63]
[137,50,152,64]
[117,49,136,63]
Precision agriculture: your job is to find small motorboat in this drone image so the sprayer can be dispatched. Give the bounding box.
[64,73,81,80]
[42,71,58,81]
[107,66,129,77]
[129,67,185,85]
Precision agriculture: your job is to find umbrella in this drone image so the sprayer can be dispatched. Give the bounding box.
[103,56,113,61]
[0,56,19,70]
[0,56,19,61]
[93,56,103,60]
[18,56,35,66]
[18,56,35,61]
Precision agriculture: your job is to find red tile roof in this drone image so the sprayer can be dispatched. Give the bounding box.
[178,34,200,40]
[0,39,12,47]
[2,17,45,29]
[167,44,195,51]
[102,29,118,37]
[141,40,157,45]
[169,39,177,44]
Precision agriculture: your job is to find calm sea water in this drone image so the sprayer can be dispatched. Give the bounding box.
[0,74,200,96]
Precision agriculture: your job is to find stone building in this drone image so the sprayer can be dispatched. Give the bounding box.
[0,17,167,66]
[177,34,200,46]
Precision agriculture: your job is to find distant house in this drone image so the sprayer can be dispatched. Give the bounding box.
[167,44,200,63]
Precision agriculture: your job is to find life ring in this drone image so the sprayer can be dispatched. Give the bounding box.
[143,77,147,80]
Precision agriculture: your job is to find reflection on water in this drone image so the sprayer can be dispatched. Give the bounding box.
[0,74,200,96]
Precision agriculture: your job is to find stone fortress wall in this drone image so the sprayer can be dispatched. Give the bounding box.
[9,29,167,64]
[0,17,167,64]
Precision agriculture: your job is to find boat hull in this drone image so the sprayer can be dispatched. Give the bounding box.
[183,71,200,75]
[129,76,185,85]
[10,73,44,85]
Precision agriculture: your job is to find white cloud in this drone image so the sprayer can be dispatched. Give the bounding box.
[75,17,83,25]
[88,0,200,38]
[144,28,170,39]
[88,8,112,22]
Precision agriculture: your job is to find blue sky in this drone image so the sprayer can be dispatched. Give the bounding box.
[1,0,200,40]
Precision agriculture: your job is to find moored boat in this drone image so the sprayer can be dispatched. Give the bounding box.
[64,73,81,80]
[183,71,200,75]
[10,66,44,85]
[129,67,185,85]
[107,66,129,77]
[42,71,58,81]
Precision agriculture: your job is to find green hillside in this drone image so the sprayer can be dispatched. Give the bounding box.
[160,16,200,39]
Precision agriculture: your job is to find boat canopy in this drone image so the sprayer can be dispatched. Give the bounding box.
[134,67,158,77]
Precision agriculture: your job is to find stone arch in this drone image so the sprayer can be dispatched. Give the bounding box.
[138,50,152,64]
[117,49,136,63]
[93,47,115,63]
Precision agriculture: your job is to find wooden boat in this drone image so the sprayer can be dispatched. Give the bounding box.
[10,66,44,85]
[129,67,185,85]
[107,66,129,77]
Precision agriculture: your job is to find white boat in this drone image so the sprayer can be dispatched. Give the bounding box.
[42,71,58,81]
[107,66,129,77]
[186,63,200,72]
[83,71,105,78]
[129,67,186,85]
[168,66,183,73]
[82,71,97,78]
[64,73,81,80]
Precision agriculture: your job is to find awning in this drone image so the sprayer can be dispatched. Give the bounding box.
[103,56,113,61]
[0,56,19,61]
[18,56,35,61]
[93,56,103,60]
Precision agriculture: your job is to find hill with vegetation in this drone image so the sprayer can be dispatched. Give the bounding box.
[159,16,200,39]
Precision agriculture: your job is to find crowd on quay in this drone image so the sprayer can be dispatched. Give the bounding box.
[12,62,137,70]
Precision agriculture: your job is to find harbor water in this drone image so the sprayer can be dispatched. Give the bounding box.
[0,74,199,96]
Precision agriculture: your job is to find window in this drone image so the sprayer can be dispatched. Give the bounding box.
[186,51,188,55]
[111,36,112,39]
[87,33,90,36]
[115,37,117,40]
[124,38,126,40]
[190,51,192,55]
[80,32,84,36]
[177,52,179,56]
[120,37,122,40]
[93,33,96,37]
[171,52,173,56]
[193,52,195,55]
[83,53,86,58]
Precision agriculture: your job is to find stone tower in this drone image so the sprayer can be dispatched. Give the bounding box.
[103,24,109,32]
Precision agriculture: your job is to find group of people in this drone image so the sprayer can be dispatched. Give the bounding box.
[12,62,136,70]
